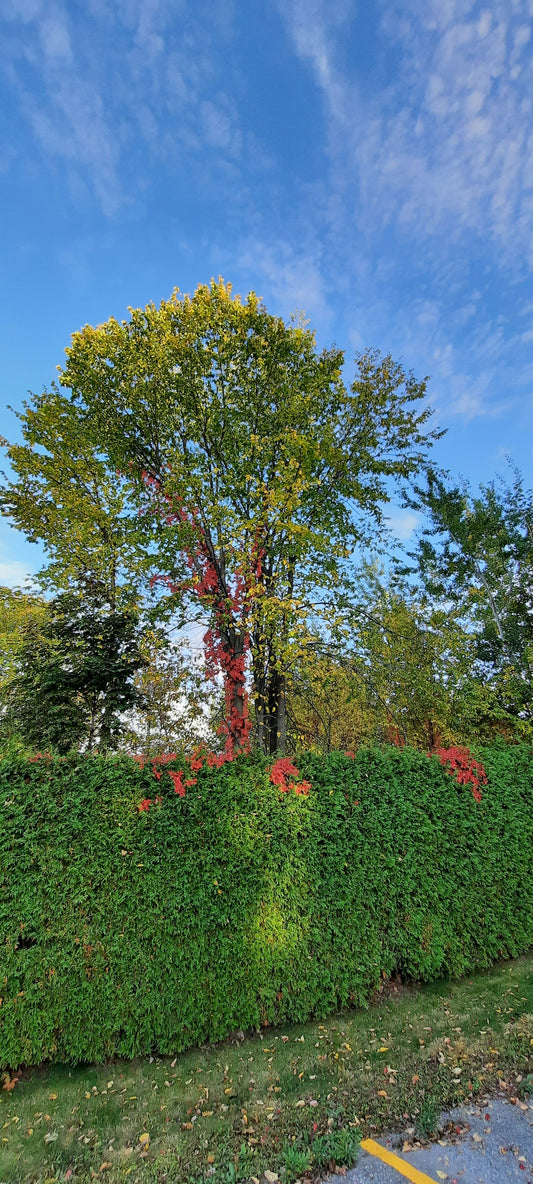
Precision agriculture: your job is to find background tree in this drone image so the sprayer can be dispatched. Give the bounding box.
[54,279,441,754]
[346,569,476,748]
[285,571,477,752]
[121,626,216,756]
[0,587,147,754]
[285,643,376,753]
[0,386,154,609]
[404,466,533,726]
[0,585,49,749]
[0,584,47,684]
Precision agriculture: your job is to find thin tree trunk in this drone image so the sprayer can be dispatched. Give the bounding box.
[276,674,287,753]
[87,696,98,752]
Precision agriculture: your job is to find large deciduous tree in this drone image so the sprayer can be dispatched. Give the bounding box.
[2,280,442,753]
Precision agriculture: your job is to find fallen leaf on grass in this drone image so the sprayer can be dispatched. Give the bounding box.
[138,1133,150,1146]
[44,1132,58,1143]
[99,1164,112,1172]
[377,1090,388,1098]
[2,1077,19,1092]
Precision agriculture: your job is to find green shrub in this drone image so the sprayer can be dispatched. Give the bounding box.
[0,744,532,1070]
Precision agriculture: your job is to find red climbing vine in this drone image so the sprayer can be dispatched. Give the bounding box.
[129,473,314,809]
[141,471,256,759]
[269,756,311,796]
[429,745,487,803]
[133,748,313,810]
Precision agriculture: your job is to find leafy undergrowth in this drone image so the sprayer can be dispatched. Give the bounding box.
[1,954,532,1184]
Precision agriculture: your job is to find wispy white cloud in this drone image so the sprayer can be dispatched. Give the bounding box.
[0,560,38,588]
[385,509,419,540]
[274,0,533,424]
[1,0,245,214]
[366,0,533,265]
[230,236,332,328]
[274,0,352,118]
[279,0,533,267]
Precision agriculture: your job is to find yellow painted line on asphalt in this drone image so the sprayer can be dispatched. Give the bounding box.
[360,1138,440,1183]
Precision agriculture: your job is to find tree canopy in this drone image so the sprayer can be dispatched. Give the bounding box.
[58,280,441,751]
[1,279,442,753]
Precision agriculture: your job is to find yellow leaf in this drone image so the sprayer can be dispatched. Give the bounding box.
[138,1132,150,1146]
[207,1154,215,1164]
[377,1090,388,1098]
[436,1174,448,1180]
[378,1047,389,1053]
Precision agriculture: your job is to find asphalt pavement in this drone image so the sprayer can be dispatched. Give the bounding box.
[327,1095,533,1184]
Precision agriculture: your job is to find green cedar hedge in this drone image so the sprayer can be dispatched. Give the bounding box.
[0,745,532,1070]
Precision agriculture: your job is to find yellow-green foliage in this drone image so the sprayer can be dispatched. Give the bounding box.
[0,745,532,1071]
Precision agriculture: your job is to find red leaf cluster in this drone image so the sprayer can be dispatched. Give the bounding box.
[137,795,162,812]
[134,747,313,812]
[133,743,243,810]
[270,756,311,796]
[429,745,487,803]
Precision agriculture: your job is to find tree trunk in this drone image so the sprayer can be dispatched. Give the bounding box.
[267,668,286,754]
[276,674,287,753]
[87,696,98,752]
[253,652,268,753]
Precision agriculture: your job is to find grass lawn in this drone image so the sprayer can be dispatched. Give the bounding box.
[1,954,532,1184]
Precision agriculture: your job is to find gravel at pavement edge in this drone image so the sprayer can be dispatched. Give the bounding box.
[327,1094,533,1183]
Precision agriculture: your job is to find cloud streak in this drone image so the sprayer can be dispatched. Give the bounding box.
[1,0,244,214]
[279,0,533,269]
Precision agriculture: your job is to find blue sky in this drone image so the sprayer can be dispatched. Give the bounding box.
[1,0,532,587]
